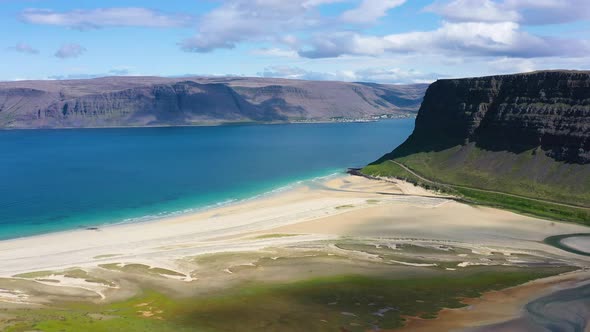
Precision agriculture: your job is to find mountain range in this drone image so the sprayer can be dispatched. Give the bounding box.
[0,76,427,129]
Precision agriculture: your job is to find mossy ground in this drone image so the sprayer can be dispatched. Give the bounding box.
[362,152,590,225]
[1,267,572,332]
[390,145,590,206]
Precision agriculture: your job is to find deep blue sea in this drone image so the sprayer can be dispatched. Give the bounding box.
[0,119,414,240]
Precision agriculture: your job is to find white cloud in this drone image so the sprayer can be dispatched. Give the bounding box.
[425,0,519,23]
[180,1,326,53]
[21,7,192,29]
[252,48,300,58]
[303,0,346,8]
[300,21,590,58]
[55,43,86,59]
[9,42,39,54]
[258,65,440,83]
[341,0,406,24]
[259,66,332,80]
[511,0,590,25]
[300,32,389,58]
[353,67,440,83]
[486,57,536,74]
[427,0,590,25]
[181,0,589,58]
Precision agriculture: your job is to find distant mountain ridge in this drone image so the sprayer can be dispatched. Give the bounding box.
[0,76,427,129]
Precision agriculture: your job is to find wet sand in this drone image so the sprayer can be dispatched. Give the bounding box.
[396,270,590,332]
[561,236,590,254]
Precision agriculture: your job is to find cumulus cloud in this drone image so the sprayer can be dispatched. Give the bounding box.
[513,0,590,25]
[259,66,339,81]
[15,0,589,80]
[299,21,590,58]
[302,0,346,8]
[486,57,536,74]
[9,42,39,54]
[341,0,406,24]
[54,43,86,59]
[426,0,519,23]
[180,1,327,53]
[300,32,388,58]
[179,0,408,53]
[179,0,589,59]
[21,7,192,30]
[258,65,440,83]
[427,0,590,25]
[352,67,442,83]
[252,48,299,58]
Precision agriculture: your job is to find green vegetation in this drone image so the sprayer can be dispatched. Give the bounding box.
[362,149,590,225]
[362,160,456,194]
[13,271,54,279]
[389,145,590,206]
[455,188,590,225]
[1,267,571,332]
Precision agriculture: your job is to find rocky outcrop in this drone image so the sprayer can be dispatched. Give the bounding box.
[0,76,427,129]
[394,71,590,164]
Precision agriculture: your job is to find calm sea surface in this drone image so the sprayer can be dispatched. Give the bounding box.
[0,119,414,240]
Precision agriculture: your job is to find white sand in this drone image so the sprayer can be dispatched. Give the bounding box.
[0,174,588,280]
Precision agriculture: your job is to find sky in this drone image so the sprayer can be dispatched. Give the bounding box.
[1,0,589,83]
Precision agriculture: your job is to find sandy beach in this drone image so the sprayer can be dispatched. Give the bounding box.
[1,174,589,330]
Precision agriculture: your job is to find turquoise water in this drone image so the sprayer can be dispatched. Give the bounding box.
[0,119,414,240]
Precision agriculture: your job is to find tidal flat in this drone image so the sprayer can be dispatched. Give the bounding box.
[0,175,589,331]
[0,267,573,332]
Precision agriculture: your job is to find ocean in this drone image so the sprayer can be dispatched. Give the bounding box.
[0,119,414,240]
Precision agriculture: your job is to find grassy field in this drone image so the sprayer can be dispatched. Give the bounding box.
[381,144,590,207]
[363,148,590,225]
[453,188,590,225]
[362,161,454,194]
[0,267,571,332]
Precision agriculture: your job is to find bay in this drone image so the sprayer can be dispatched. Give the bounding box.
[0,119,414,240]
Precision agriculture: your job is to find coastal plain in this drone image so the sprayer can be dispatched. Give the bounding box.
[0,175,589,331]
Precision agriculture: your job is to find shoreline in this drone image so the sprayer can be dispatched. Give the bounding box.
[0,117,415,131]
[0,170,344,242]
[1,173,589,276]
[1,174,589,330]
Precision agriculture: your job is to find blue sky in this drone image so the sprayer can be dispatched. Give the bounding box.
[1,0,589,83]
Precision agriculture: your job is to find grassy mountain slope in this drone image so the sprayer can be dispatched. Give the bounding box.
[363,71,590,223]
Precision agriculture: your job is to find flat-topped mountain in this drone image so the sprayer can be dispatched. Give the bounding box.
[396,70,590,164]
[365,70,590,216]
[0,76,427,129]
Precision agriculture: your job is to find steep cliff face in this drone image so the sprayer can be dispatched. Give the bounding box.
[398,71,590,164]
[377,71,590,206]
[0,76,427,128]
